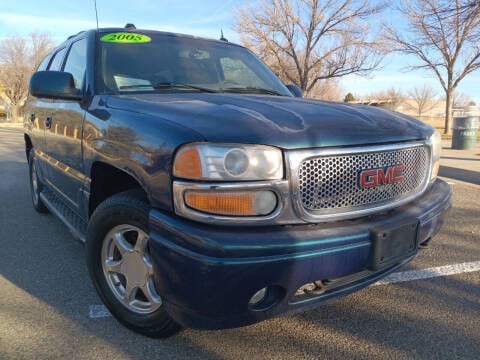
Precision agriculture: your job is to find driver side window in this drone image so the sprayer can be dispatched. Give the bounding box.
[48,48,66,71]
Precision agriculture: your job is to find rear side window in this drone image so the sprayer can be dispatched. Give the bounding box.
[63,38,88,90]
[48,48,67,71]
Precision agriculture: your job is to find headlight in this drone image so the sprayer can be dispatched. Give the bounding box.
[430,130,441,181]
[173,143,283,181]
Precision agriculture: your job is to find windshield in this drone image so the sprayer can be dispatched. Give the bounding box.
[95,32,291,96]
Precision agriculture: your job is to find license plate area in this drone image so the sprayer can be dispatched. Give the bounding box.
[369,219,419,270]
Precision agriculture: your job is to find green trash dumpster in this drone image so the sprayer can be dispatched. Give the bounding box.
[451,116,479,150]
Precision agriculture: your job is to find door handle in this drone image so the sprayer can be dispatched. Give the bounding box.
[30,113,35,122]
[45,117,52,129]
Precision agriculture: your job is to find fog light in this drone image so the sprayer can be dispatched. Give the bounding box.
[248,287,267,306]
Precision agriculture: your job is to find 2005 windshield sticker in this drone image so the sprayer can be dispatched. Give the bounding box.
[100,32,151,43]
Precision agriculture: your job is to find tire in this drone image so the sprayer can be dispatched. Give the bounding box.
[28,151,49,213]
[85,190,181,338]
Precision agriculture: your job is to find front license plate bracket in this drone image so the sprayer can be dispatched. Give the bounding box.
[369,219,419,270]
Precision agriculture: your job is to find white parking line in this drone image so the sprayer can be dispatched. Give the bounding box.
[88,260,480,319]
[89,304,112,318]
[373,260,480,285]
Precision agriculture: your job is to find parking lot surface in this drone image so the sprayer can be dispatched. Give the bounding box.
[0,126,479,359]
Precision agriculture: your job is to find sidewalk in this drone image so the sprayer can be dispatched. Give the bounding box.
[0,122,23,128]
[439,140,480,186]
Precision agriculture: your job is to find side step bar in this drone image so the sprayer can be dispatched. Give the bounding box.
[39,189,87,243]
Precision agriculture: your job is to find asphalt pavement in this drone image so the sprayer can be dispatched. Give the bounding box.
[0,126,479,360]
[439,140,480,186]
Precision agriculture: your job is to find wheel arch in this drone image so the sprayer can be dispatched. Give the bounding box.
[88,161,148,217]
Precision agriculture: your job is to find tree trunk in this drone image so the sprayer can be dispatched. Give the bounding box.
[444,89,454,135]
[9,104,22,123]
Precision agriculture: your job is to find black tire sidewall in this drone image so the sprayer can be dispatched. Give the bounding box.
[28,151,48,213]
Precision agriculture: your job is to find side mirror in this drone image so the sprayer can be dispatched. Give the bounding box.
[286,84,303,98]
[29,71,82,101]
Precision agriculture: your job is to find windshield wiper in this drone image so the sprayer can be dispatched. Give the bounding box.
[153,82,218,93]
[118,84,154,90]
[220,87,284,96]
[118,82,218,93]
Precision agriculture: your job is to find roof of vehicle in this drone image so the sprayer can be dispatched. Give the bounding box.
[64,24,240,48]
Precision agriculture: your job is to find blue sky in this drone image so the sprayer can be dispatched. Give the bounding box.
[1,0,478,104]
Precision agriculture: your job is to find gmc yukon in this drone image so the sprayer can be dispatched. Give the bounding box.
[24,25,451,337]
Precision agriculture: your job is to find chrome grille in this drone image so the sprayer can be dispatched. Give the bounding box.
[296,145,429,215]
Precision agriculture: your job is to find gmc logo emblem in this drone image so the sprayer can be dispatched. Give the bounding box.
[359,165,405,188]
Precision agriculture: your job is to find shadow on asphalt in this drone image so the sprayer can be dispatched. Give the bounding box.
[439,166,480,185]
[0,159,224,359]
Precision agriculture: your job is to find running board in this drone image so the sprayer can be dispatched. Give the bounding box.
[40,188,87,243]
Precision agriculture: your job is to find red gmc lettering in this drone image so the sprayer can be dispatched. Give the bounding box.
[360,169,378,187]
[360,165,405,188]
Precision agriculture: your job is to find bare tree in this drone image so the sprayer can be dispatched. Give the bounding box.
[382,0,480,133]
[309,79,345,101]
[0,33,54,121]
[407,85,438,117]
[452,91,475,108]
[234,0,386,97]
[384,87,405,111]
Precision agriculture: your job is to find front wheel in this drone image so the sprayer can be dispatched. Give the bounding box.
[85,190,181,338]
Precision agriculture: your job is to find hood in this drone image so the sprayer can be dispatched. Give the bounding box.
[105,93,433,149]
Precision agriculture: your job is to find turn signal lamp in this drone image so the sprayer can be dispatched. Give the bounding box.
[173,147,202,179]
[185,190,277,216]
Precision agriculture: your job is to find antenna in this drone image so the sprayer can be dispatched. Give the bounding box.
[93,0,99,29]
[220,29,228,42]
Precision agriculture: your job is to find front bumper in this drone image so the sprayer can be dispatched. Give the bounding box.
[148,179,451,329]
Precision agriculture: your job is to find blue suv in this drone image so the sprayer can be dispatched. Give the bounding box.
[24,25,451,337]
